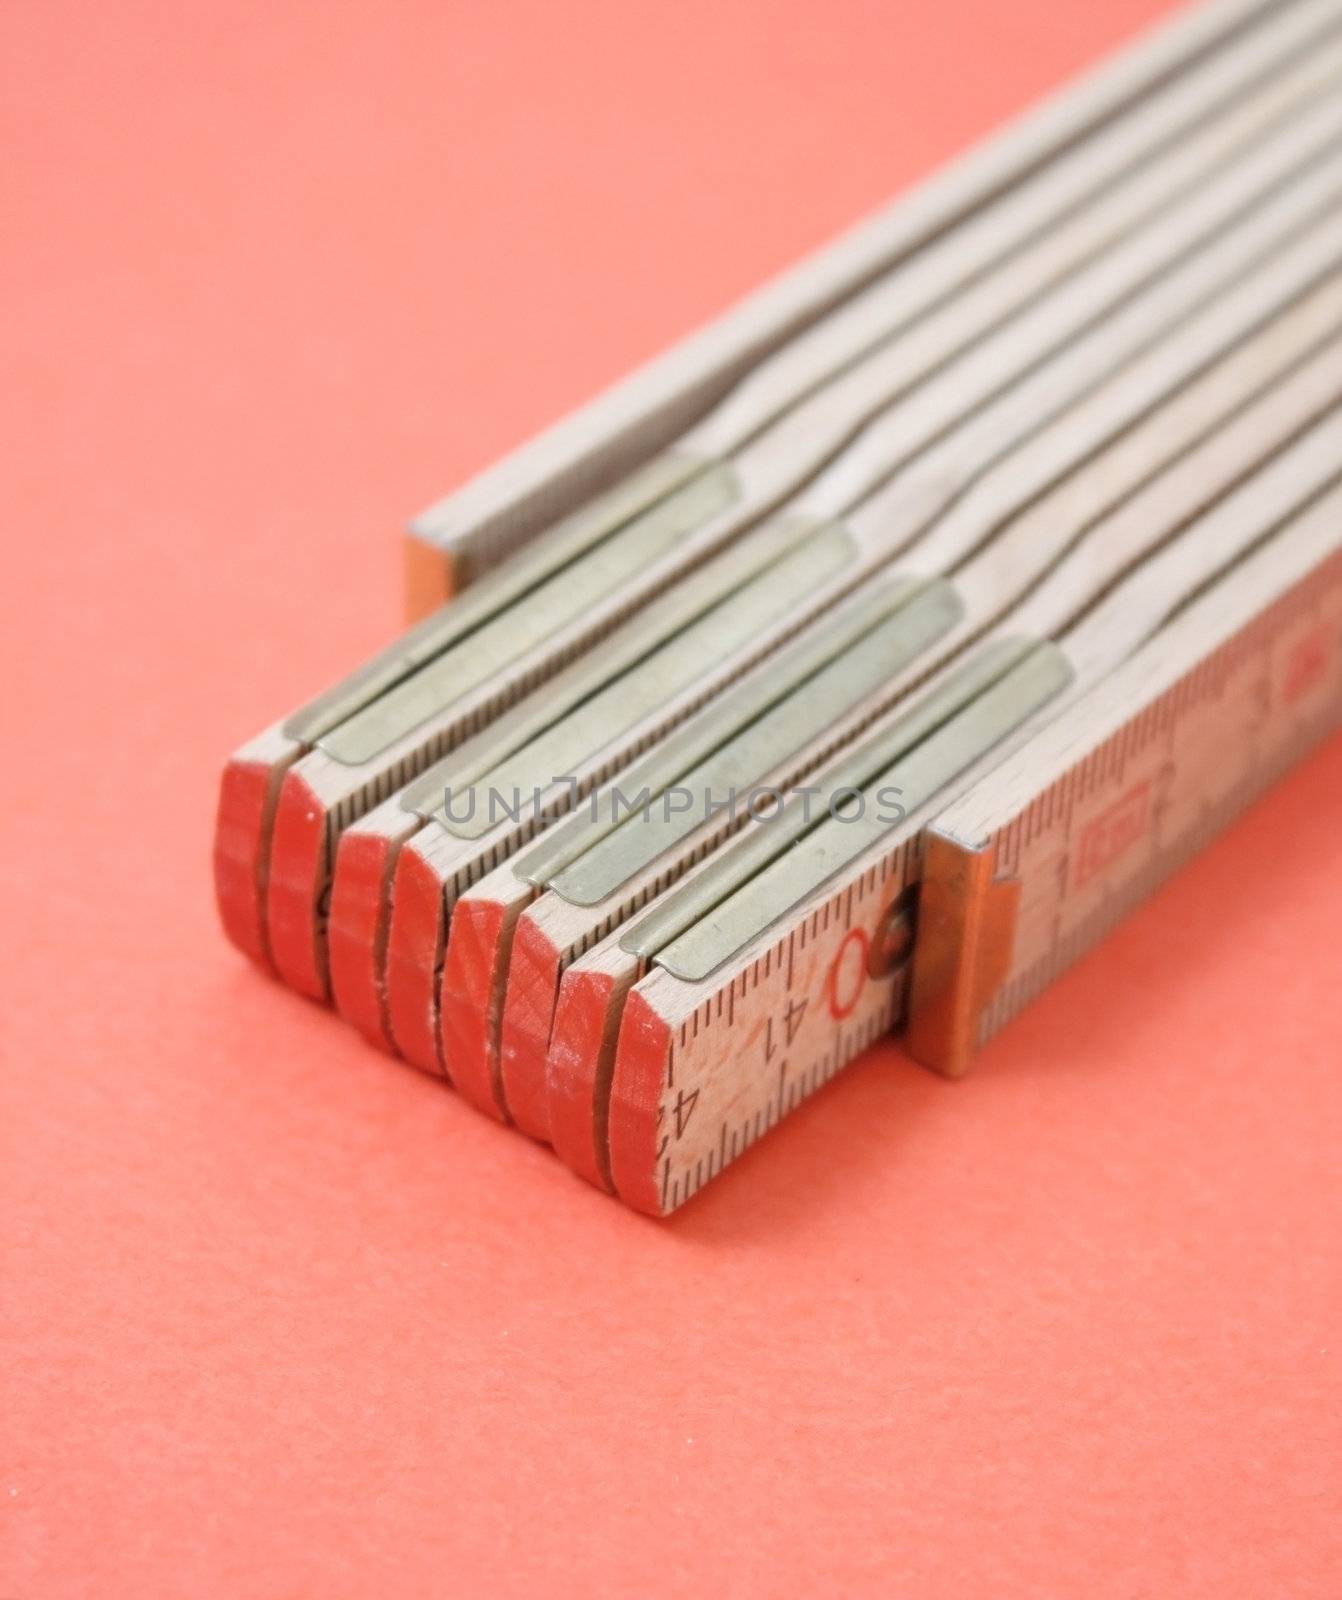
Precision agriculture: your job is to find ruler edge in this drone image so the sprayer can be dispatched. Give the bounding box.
[400,0,1281,615]
[907,537,1342,1077]
[636,527,1342,1213]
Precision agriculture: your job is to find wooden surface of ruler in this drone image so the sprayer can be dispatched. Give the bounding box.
[397,0,1293,611]
[214,0,1339,979]
[206,0,1342,1225]
[607,485,1342,1213]
[252,114,1342,1005]
[910,543,1342,1075]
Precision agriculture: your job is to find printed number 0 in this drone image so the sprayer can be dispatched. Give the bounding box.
[827,929,869,1021]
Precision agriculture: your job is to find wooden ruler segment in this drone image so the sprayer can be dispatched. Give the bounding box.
[372,562,934,1076]
[398,0,1306,612]
[597,473,1342,1214]
[348,244,1342,1099]
[534,335,1342,1187]
[212,0,1342,1223]
[399,5,1342,635]
[614,841,926,1217]
[908,550,1342,1077]
[213,0,1336,976]
[312,171,1342,1075]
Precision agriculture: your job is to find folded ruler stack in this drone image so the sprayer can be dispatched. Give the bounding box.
[216,0,1342,1216]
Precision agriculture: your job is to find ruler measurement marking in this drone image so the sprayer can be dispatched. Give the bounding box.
[658,552,1342,1210]
[984,558,1342,1047]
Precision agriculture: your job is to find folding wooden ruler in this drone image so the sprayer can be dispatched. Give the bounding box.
[397,0,1313,614]
[591,494,1342,1214]
[214,0,1342,1216]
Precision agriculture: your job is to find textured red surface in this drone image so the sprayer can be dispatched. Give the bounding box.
[438,896,513,1118]
[498,913,564,1140]
[547,968,627,1190]
[6,0,1342,1594]
[266,767,330,998]
[383,844,450,1075]
[212,756,279,966]
[328,829,399,1046]
[608,990,678,1215]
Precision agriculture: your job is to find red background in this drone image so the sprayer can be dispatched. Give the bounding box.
[5,2,1341,1593]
